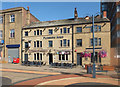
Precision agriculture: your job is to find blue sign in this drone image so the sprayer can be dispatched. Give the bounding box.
[1,40,4,44]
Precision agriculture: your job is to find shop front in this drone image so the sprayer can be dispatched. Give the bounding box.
[6,44,20,63]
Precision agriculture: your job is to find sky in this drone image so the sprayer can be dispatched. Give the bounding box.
[2,2,100,21]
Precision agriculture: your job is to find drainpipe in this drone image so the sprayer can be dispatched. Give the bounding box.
[3,14,5,59]
[72,24,74,64]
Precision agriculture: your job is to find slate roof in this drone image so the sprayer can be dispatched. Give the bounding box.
[23,17,110,29]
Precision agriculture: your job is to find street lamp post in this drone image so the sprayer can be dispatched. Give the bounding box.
[92,14,96,78]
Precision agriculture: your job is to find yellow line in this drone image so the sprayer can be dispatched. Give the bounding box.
[0,69,61,75]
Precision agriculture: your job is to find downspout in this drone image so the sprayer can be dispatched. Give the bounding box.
[3,14,5,59]
[72,24,74,64]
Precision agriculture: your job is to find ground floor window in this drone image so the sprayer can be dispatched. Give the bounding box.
[91,52,101,63]
[34,53,42,61]
[59,54,69,61]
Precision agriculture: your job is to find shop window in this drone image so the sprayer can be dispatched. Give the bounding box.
[66,54,68,60]
[63,27,67,33]
[49,41,53,47]
[37,30,39,35]
[10,14,15,22]
[34,31,36,36]
[62,55,65,60]
[59,54,61,60]
[0,16,3,24]
[40,41,42,47]
[76,39,82,46]
[10,29,15,38]
[25,42,28,48]
[40,30,42,35]
[34,53,36,60]
[25,31,28,36]
[37,53,39,60]
[40,54,42,60]
[37,41,39,47]
[0,30,2,39]
[76,27,82,33]
[34,41,36,47]
[49,29,53,35]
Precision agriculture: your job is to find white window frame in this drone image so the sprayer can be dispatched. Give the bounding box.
[10,14,15,22]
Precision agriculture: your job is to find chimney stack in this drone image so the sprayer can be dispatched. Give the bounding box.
[103,11,107,18]
[27,6,30,25]
[74,8,78,19]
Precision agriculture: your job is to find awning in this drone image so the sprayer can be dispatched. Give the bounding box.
[6,44,20,48]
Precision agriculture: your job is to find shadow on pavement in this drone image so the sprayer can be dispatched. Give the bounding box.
[65,82,119,87]
[0,77,12,87]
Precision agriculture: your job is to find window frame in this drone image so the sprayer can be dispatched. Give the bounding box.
[10,29,15,38]
[10,14,15,22]
[25,31,28,36]
[76,27,82,33]
[76,39,82,47]
[49,41,53,47]
[49,29,53,35]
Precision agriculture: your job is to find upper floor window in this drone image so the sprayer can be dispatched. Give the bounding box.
[49,29,53,35]
[60,29,62,34]
[25,31,28,36]
[76,39,82,46]
[0,30,2,39]
[76,27,82,33]
[37,41,39,47]
[34,53,36,60]
[63,39,67,47]
[90,39,93,46]
[40,30,42,35]
[68,28,70,33]
[95,38,98,46]
[63,28,67,33]
[37,30,39,35]
[68,40,70,47]
[34,41,36,47]
[91,25,101,32]
[98,38,101,46]
[25,42,28,48]
[90,38,98,46]
[60,40,62,47]
[40,41,42,47]
[40,54,42,60]
[10,29,15,38]
[34,31,36,36]
[10,14,15,22]
[117,18,120,24]
[49,41,53,47]
[0,16,3,24]
[117,5,120,12]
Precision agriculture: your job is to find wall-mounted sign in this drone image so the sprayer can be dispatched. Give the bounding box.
[43,36,63,39]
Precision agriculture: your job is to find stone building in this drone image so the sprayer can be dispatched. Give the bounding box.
[22,8,110,65]
[0,7,39,62]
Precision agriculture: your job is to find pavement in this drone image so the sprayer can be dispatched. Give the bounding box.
[0,63,120,87]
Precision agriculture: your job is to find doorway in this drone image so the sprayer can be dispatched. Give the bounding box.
[77,53,82,65]
[24,54,28,62]
[49,53,53,64]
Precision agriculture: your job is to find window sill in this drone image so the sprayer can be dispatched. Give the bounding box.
[9,37,15,39]
[76,46,82,47]
[59,46,70,48]
[9,21,15,23]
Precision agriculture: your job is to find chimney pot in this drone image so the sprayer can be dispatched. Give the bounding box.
[74,8,78,19]
[103,11,107,18]
[27,6,29,11]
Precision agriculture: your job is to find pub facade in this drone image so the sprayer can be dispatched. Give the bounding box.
[22,8,111,66]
